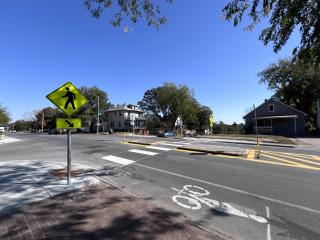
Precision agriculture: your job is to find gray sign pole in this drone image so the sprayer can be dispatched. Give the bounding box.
[67,129,71,185]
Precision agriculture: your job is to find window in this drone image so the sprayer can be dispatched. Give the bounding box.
[114,112,116,116]
[119,121,121,127]
[269,104,274,112]
[119,112,122,116]
[111,122,114,127]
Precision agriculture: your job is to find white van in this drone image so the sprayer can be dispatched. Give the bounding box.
[0,126,4,133]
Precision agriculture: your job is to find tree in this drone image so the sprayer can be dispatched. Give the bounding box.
[84,0,172,29]
[138,82,211,130]
[0,104,11,125]
[35,107,61,130]
[196,105,213,131]
[223,0,320,62]
[13,120,33,131]
[259,58,320,129]
[77,86,113,131]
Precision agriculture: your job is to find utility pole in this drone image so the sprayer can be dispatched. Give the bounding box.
[253,104,260,159]
[132,113,134,141]
[253,104,258,135]
[97,95,100,134]
[41,112,44,133]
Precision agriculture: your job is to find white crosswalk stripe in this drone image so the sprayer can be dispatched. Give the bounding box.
[146,146,172,151]
[129,149,158,156]
[102,155,135,165]
[158,143,182,147]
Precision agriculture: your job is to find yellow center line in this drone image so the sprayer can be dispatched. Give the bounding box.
[263,151,320,166]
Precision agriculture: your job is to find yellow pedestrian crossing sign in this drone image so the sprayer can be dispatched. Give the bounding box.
[47,82,88,116]
[56,118,81,129]
[209,115,214,127]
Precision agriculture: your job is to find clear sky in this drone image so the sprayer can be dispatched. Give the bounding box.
[0,0,299,124]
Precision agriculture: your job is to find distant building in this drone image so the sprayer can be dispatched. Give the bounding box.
[243,99,306,136]
[105,104,146,131]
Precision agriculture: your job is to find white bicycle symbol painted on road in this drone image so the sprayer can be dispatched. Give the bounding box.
[171,185,267,224]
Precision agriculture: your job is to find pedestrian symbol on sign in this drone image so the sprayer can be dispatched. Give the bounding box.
[62,87,76,110]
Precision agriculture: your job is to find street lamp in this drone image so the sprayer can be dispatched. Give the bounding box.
[88,93,100,134]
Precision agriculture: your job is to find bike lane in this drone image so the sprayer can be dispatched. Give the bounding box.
[100,149,320,240]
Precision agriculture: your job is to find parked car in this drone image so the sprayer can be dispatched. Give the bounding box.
[157,130,175,138]
[48,129,59,135]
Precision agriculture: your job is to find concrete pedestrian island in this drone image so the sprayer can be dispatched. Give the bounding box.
[177,144,248,157]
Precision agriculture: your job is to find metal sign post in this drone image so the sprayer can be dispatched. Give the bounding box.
[47,82,88,186]
[67,129,71,185]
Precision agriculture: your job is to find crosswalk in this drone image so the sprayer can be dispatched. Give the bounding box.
[101,140,190,167]
[102,140,320,172]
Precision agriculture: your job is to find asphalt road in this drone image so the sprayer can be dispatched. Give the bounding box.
[1,133,320,240]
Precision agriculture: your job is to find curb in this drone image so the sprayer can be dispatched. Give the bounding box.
[193,138,295,148]
[177,146,247,157]
[124,141,152,146]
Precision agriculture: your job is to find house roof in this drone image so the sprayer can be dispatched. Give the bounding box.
[243,99,307,119]
[254,115,298,120]
[106,104,144,113]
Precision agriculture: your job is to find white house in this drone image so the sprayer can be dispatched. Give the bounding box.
[105,104,146,131]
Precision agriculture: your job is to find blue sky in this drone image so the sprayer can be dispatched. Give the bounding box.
[0,0,299,123]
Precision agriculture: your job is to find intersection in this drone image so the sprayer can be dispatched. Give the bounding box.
[1,133,319,240]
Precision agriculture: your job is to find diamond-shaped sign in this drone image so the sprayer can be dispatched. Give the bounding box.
[209,115,214,127]
[46,82,88,116]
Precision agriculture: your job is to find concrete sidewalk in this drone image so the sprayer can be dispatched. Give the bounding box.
[0,161,99,214]
[0,161,225,240]
[0,136,21,145]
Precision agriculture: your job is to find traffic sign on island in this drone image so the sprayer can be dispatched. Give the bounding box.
[209,115,214,128]
[46,82,88,116]
[56,118,81,129]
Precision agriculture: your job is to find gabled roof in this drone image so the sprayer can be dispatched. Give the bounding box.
[243,99,307,119]
[106,103,144,113]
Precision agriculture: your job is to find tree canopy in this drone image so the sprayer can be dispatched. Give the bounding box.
[0,104,11,125]
[84,0,172,29]
[76,86,113,131]
[138,82,212,130]
[259,58,320,129]
[223,0,320,62]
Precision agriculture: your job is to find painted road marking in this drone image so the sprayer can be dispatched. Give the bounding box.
[102,155,135,165]
[266,206,271,240]
[263,151,320,166]
[171,185,267,223]
[260,153,307,167]
[146,146,172,151]
[134,163,320,215]
[159,143,182,147]
[129,149,158,156]
[174,142,190,145]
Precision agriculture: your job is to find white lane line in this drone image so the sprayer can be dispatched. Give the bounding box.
[102,155,135,165]
[146,146,172,151]
[129,149,158,156]
[266,206,271,240]
[134,163,320,215]
[158,143,182,147]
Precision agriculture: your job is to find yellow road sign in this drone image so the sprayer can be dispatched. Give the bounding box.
[209,115,214,127]
[56,118,81,129]
[47,82,88,116]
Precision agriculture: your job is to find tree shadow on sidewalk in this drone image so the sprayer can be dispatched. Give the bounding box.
[0,184,214,240]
